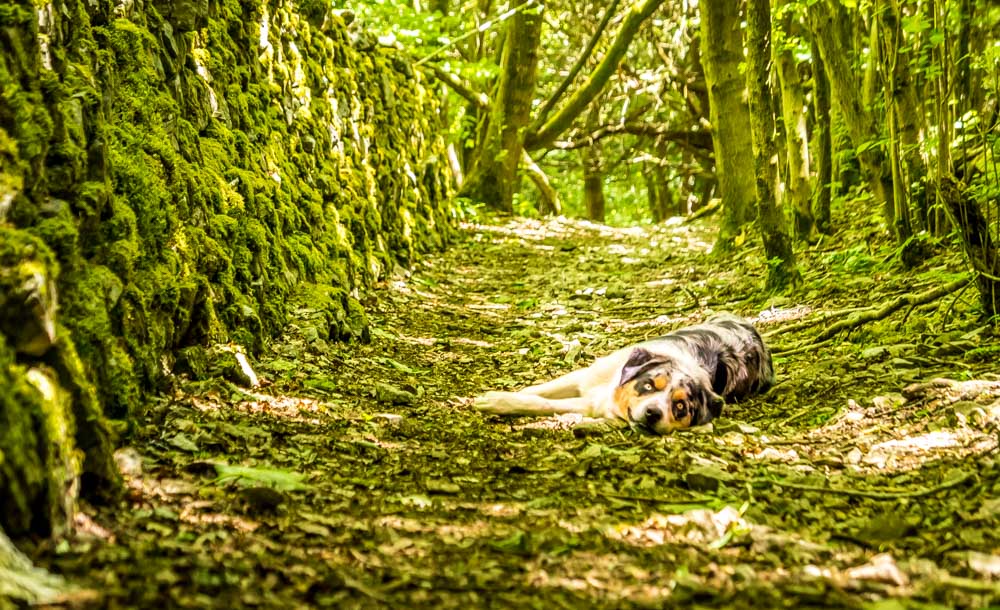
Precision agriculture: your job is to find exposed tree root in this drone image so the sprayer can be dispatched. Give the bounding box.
[902,377,1000,402]
[751,470,975,501]
[774,277,970,354]
[763,307,866,339]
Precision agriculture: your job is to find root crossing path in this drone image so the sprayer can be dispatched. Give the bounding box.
[49,218,1000,608]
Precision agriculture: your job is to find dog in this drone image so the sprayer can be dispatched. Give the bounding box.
[474,313,774,434]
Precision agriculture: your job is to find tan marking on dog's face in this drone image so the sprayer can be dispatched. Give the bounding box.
[612,371,671,421]
[613,370,704,434]
[611,382,638,421]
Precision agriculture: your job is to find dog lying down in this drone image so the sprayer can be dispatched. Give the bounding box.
[475,313,774,434]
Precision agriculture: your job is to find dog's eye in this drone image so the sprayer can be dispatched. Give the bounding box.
[639,380,655,394]
[674,401,687,415]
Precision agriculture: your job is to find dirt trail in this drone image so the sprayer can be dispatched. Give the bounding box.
[46,217,1000,608]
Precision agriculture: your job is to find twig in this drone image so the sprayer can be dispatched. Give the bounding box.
[749,471,975,501]
[809,277,970,344]
[414,0,536,66]
[425,64,489,108]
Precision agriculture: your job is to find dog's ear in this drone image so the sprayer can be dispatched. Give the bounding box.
[692,389,725,426]
[619,348,669,386]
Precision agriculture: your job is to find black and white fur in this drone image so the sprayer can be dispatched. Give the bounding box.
[474,313,774,433]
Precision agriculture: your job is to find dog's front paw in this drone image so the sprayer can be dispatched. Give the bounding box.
[474,391,512,413]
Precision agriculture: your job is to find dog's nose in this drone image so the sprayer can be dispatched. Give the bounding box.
[644,405,663,425]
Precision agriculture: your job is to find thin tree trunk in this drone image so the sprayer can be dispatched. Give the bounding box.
[746,0,800,290]
[655,141,677,218]
[699,0,757,252]
[644,165,661,222]
[807,0,894,226]
[775,8,814,241]
[939,176,1000,318]
[581,107,605,222]
[931,0,953,235]
[521,150,561,215]
[810,38,834,235]
[877,0,913,246]
[459,5,544,211]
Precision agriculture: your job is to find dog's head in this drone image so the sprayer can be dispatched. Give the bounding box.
[612,348,723,434]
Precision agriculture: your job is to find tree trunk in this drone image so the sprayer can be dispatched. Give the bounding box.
[775,7,814,241]
[699,0,757,253]
[746,0,800,290]
[807,0,894,227]
[459,5,544,212]
[655,141,677,218]
[876,0,913,246]
[930,0,953,235]
[810,38,834,235]
[939,176,1000,318]
[581,107,606,222]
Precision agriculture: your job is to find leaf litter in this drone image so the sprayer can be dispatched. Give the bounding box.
[37,215,1000,608]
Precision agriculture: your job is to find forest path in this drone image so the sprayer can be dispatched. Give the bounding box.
[50,217,1000,608]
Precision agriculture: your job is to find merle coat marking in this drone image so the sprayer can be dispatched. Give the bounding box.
[474,313,774,434]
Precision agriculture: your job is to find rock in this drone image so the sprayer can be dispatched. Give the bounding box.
[375,382,416,405]
[0,231,59,357]
[174,344,260,388]
[684,465,733,492]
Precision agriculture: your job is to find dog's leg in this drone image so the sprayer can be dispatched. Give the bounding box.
[474,392,598,417]
[520,350,631,398]
[519,369,589,398]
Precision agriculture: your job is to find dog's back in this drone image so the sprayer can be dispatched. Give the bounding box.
[641,313,774,401]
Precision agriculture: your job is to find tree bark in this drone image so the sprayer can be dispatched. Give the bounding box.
[459,4,544,211]
[939,176,1000,318]
[810,38,834,235]
[876,0,913,246]
[746,0,800,290]
[524,0,666,151]
[775,7,814,241]
[581,107,606,222]
[807,0,894,227]
[699,0,757,253]
[522,150,561,215]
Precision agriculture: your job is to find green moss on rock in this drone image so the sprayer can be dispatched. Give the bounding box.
[1,0,454,534]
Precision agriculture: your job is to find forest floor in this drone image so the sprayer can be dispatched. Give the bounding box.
[40,214,1000,609]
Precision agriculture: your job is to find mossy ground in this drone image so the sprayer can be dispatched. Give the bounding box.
[35,215,1000,608]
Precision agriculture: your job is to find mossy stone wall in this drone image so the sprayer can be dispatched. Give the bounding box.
[0,0,454,536]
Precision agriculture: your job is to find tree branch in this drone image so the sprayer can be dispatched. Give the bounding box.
[524,0,667,151]
[531,0,623,129]
[425,64,489,108]
[521,149,561,214]
[552,123,711,150]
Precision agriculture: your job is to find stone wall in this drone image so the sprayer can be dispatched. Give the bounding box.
[0,0,454,536]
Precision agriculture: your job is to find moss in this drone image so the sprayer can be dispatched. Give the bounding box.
[0,337,66,536]
[1,0,456,531]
